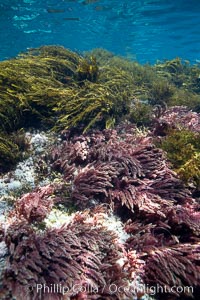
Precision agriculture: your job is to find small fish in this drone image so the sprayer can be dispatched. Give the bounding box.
[94,6,104,11]
[82,0,99,5]
[63,17,80,21]
[47,8,65,13]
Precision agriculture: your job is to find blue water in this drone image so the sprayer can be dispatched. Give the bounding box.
[1,0,200,64]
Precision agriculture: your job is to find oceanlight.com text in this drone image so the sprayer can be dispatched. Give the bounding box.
[34,283,194,296]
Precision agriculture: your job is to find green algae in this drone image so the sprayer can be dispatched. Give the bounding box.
[0,133,21,172]
[1,45,200,135]
[52,61,134,132]
[1,45,200,172]
[88,48,200,110]
[0,46,80,132]
[0,46,134,134]
[156,129,200,189]
[128,101,153,126]
[0,129,29,173]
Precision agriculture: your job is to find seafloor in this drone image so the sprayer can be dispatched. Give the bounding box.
[0,46,200,300]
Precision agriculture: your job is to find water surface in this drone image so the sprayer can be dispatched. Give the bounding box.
[0,0,200,63]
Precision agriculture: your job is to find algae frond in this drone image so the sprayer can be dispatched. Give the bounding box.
[156,129,200,189]
[1,46,200,172]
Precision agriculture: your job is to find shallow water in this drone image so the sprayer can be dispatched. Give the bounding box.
[1,0,200,63]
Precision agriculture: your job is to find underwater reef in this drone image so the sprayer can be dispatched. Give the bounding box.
[0,46,200,300]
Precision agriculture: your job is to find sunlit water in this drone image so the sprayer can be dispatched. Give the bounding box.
[1,0,200,63]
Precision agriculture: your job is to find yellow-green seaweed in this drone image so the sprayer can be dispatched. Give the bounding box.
[156,129,200,189]
[0,133,20,172]
[1,46,200,172]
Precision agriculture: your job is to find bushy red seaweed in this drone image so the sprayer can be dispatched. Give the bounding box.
[143,243,200,298]
[153,105,200,136]
[51,126,191,217]
[50,125,200,298]
[8,185,55,223]
[1,123,200,299]
[2,209,132,300]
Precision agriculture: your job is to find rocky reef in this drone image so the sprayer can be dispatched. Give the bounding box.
[0,46,200,300]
